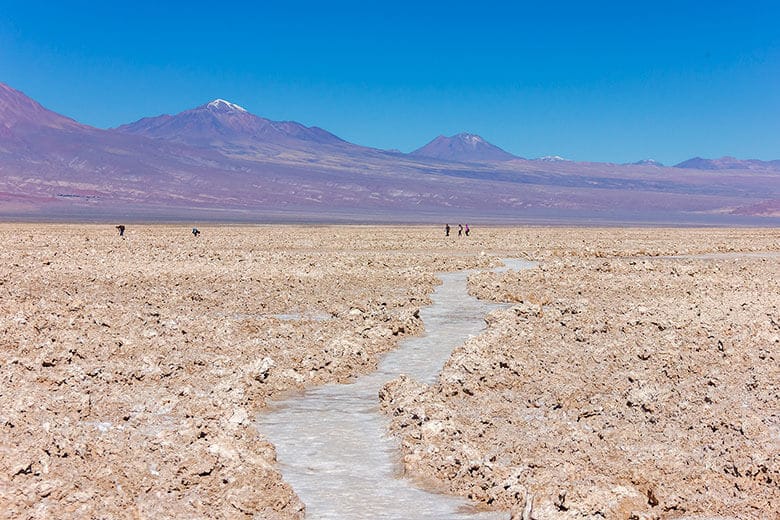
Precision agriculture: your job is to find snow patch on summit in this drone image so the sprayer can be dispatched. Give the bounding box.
[207,99,247,113]
[457,133,485,145]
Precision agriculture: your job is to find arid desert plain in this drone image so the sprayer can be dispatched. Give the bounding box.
[1,224,778,519]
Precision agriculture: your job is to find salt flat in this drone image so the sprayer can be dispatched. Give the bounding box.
[0,225,777,518]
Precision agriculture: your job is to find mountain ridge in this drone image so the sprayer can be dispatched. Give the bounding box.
[675,156,780,171]
[0,83,85,131]
[1,82,778,222]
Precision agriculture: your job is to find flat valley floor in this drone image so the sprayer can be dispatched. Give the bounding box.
[1,225,778,519]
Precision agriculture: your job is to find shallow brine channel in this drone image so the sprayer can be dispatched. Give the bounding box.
[257,259,535,519]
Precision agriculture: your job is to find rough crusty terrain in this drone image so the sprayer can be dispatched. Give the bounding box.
[381,236,780,519]
[1,224,778,519]
[0,224,496,519]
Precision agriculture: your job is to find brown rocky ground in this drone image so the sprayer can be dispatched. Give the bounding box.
[1,225,777,519]
[381,232,779,519]
[0,224,496,519]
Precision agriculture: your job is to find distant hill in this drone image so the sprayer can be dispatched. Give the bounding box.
[675,156,780,172]
[410,133,517,162]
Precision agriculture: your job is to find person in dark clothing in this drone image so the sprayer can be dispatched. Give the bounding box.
[116,225,125,237]
[445,224,450,236]
[192,227,201,237]
[458,224,463,237]
[465,224,470,236]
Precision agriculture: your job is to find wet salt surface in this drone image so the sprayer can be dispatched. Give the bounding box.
[257,259,535,520]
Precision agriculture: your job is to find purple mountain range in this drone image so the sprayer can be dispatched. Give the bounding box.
[411,133,518,162]
[1,82,778,222]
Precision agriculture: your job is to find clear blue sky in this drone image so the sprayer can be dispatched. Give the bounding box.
[1,0,778,164]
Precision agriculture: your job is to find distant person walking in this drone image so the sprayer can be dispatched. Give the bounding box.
[465,224,470,236]
[445,224,450,236]
[192,227,201,237]
[458,224,463,237]
[115,225,125,237]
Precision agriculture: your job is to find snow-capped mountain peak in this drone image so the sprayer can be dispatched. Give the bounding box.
[206,99,247,113]
[115,96,347,148]
[631,159,664,167]
[457,133,485,145]
[538,155,568,162]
